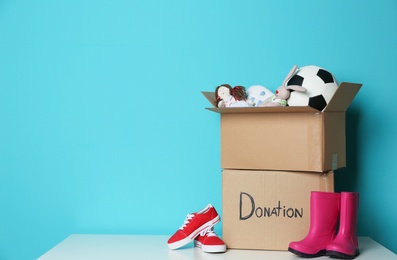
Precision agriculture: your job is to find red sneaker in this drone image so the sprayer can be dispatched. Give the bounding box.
[167,204,220,250]
[194,227,226,253]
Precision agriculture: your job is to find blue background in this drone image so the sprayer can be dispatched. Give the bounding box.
[1,0,397,259]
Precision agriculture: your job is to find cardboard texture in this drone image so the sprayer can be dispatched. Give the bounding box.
[203,82,362,172]
[222,169,334,251]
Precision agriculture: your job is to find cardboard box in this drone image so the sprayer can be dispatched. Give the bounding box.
[203,82,361,172]
[222,169,334,251]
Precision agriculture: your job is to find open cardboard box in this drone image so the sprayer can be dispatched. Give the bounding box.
[222,169,334,251]
[203,82,362,172]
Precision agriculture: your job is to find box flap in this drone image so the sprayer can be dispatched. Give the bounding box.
[202,91,217,108]
[323,82,362,112]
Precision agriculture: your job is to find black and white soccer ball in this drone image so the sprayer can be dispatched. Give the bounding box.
[286,66,339,111]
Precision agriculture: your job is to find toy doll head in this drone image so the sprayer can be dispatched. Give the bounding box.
[215,83,231,99]
[215,84,247,107]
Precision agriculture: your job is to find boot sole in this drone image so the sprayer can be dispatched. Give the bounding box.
[288,247,326,258]
[326,249,360,259]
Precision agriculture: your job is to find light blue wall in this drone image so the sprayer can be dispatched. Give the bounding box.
[1,0,396,259]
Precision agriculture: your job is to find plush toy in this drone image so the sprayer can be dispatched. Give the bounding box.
[262,65,306,107]
[246,85,275,107]
[215,84,251,108]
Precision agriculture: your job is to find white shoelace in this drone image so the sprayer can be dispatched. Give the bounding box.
[178,212,217,238]
[199,227,216,237]
[179,213,195,230]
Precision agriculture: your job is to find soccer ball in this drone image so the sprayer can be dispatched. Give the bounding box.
[286,66,339,111]
[246,85,275,106]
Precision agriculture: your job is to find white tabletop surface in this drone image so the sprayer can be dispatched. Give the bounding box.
[38,235,397,260]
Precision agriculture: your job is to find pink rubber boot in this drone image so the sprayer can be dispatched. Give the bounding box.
[326,192,360,259]
[288,191,340,258]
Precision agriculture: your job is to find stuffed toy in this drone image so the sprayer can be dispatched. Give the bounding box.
[262,65,306,107]
[215,84,251,108]
[246,85,275,107]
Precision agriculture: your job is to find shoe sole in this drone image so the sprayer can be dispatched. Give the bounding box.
[194,241,226,253]
[168,216,220,250]
[288,247,326,258]
[326,249,360,259]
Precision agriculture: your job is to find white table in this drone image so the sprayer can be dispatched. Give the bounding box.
[38,235,397,260]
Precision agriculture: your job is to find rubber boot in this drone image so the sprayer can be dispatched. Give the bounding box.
[288,191,340,258]
[326,192,360,259]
